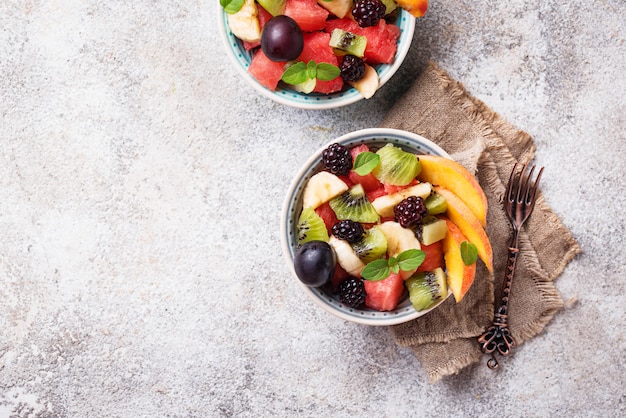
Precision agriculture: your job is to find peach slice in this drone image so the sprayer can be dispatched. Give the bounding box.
[435,186,493,272]
[441,217,476,303]
[417,155,488,226]
[395,0,428,17]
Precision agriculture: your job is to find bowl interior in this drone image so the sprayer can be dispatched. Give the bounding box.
[281,128,452,326]
[218,6,416,109]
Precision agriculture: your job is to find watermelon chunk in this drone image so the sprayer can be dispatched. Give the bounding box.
[315,202,339,234]
[284,0,330,32]
[348,144,383,192]
[363,272,405,311]
[330,263,350,292]
[297,32,343,94]
[248,49,286,91]
[416,241,445,273]
[325,18,400,64]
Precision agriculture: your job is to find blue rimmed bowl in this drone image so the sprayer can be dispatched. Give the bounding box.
[281,128,453,326]
[218,5,416,110]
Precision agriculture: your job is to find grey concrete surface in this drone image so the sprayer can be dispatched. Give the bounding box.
[1,1,624,417]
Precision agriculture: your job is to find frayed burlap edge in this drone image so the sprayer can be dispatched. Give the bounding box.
[382,62,581,382]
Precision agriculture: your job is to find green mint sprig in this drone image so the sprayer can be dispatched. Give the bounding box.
[281,60,341,92]
[353,151,380,176]
[361,249,426,281]
[460,241,478,265]
[221,0,245,14]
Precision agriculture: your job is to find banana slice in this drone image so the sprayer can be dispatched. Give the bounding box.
[377,221,421,279]
[227,0,261,43]
[329,236,366,277]
[371,182,432,218]
[302,171,349,209]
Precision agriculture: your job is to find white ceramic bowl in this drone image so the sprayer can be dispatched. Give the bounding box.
[281,128,453,326]
[218,5,415,109]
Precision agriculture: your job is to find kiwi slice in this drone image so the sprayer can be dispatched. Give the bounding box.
[351,226,387,264]
[329,29,367,58]
[372,144,421,186]
[406,267,448,311]
[329,184,380,224]
[419,215,448,245]
[425,190,447,215]
[297,207,329,245]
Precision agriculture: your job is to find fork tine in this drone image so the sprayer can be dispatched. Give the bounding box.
[506,163,518,202]
[515,164,528,203]
[527,166,544,207]
[522,165,536,203]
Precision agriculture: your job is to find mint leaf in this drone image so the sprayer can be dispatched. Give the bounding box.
[361,259,390,282]
[281,62,309,85]
[306,60,317,79]
[281,61,340,87]
[361,249,426,281]
[316,63,341,81]
[221,0,245,14]
[461,241,478,265]
[397,249,426,271]
[353,152,380,175]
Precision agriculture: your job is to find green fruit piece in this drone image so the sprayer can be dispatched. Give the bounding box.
[316,0,353,18]
[257,0,286,16]
[406,267,448,311]
[380,0,397,14]
[351,226,388,264]
[419,215,448,245]
[292,78,316,94]
[425,190,447,215]
[372,144,421,186]
[330,183,380,224]
[297,207,329,245]
[329,29,367,58]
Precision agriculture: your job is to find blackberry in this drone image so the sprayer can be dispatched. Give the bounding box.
[322,143,353,176]
[332,220,365,244]
[339,55,366,82]
[352,0,386,28]
[394,196,428,228]
[338,277,367,308]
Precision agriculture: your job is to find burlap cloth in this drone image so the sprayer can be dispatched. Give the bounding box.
[380,62,582,382]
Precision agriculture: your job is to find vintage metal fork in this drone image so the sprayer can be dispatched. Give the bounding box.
[478,163,544,369]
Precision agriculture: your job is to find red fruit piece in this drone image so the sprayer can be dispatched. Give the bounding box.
[350,144,370,157]
[330,264,350,292]
[366,186,386,202]
[297,32,343,94]
[315,202,339,234]
[363,271,405,311]
[325,18,400,65]
[248,49,287,91]
[416,241,444,273]
[348,143,383,192]
[349,171,382,192]
[284,0,330,32]
[338,174,355,188]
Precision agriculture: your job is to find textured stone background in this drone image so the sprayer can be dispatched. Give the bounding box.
[1,1,624,416]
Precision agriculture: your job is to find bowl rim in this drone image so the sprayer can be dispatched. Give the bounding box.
[217,4,416,110]
[281,128,453,326]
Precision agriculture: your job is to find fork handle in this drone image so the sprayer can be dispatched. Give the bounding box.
[495,230,521,323]
[477,230,520,368]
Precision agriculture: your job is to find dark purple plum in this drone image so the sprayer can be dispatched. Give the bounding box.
[261,15,304,62]
[293,241,336,287]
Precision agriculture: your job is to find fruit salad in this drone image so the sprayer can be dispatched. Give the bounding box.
[221,0,428,98]
[293,141,493,313]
